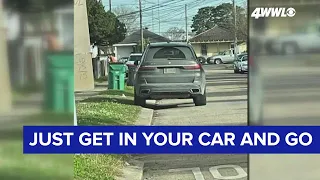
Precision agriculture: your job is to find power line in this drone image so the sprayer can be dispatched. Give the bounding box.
[117,0,182,18]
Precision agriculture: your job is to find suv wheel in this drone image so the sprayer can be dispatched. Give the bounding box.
[134,92,146,107]
[193,90,207,106]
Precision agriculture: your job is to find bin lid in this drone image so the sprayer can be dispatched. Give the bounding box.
[109,63,127,72]
[46,51,74,68]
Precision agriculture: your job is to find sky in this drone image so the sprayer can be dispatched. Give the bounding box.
[102,0,246,35]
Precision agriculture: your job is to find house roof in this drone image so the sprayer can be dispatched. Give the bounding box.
[117,29,170,44]
[149,42,190,47]
[189,26,246,43]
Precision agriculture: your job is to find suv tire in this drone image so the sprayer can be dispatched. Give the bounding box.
[134,92,146,107]
[193,90,207,106]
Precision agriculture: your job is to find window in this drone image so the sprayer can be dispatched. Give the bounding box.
[144,46,195,63]
[201,44,207,56]
[153,47,187,59]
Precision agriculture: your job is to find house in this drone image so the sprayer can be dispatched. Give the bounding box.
[113,28,170,59]
[189,26,247,57]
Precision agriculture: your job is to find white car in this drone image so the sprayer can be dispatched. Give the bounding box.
[269,20,320,54]
[126,53,142,66]
[208,49,241,64]
[234,54,248,73]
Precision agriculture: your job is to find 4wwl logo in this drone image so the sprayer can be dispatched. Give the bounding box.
[251,7,296,19]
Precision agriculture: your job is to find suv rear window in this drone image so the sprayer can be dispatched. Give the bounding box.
[145,46,196,61]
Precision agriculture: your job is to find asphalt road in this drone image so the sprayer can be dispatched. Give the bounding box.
[134,64,248,180]
[254,55,320,125]
[250,55,320,180]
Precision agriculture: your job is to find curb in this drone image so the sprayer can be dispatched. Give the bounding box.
[116,100,156,180]
[134,100,156,126]
[116,160,144,180]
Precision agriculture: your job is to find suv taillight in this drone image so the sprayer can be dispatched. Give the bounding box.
[183,64,201,70]
[139,66,156,70]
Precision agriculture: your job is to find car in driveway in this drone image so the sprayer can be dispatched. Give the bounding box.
[207,49,241,64]
[125,53,142,77]
[134,42,207,107]
[234,53,248,73]
[126,53,142,66]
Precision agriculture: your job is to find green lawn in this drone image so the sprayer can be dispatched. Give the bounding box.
[74,87,141,180]
[0,113,74,180]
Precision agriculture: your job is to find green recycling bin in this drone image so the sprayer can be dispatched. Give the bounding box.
[108,63,126,90]
[44,51,74,113]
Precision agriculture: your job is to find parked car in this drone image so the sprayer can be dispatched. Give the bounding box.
[207,49,241,64]
[118,57,129,63]
[125,53,142,77]
[268,20,320,55]
[126,53,142,66]
[134,42,206,107]
[197,55,210,64]
[234,53,248,73]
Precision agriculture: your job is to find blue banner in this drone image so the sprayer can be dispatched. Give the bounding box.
[23,126,320,154]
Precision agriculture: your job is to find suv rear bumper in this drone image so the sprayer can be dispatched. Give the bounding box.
[136,83,204,99]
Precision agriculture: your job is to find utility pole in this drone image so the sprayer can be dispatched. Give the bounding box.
[185,4,188,42]
[152,9,154,31]
[139,0,144,52]
[232,0,237,60]
[109,0,112,11]
[158,0,160,35]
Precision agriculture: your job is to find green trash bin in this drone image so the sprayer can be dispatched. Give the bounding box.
[108,63,126,90]
[44,51,74,113]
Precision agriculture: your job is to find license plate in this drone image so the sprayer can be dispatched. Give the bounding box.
[164,68,176,74]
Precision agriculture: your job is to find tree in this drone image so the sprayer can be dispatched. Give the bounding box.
[136,38,150,53]
[113,6,139,35]
[163,27,185,41]
[87,0,126,45]
[191,3,247,37]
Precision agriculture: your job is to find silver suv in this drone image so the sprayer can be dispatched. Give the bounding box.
[134,42,207,107]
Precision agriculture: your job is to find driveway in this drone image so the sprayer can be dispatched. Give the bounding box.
[134,64,248,180]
